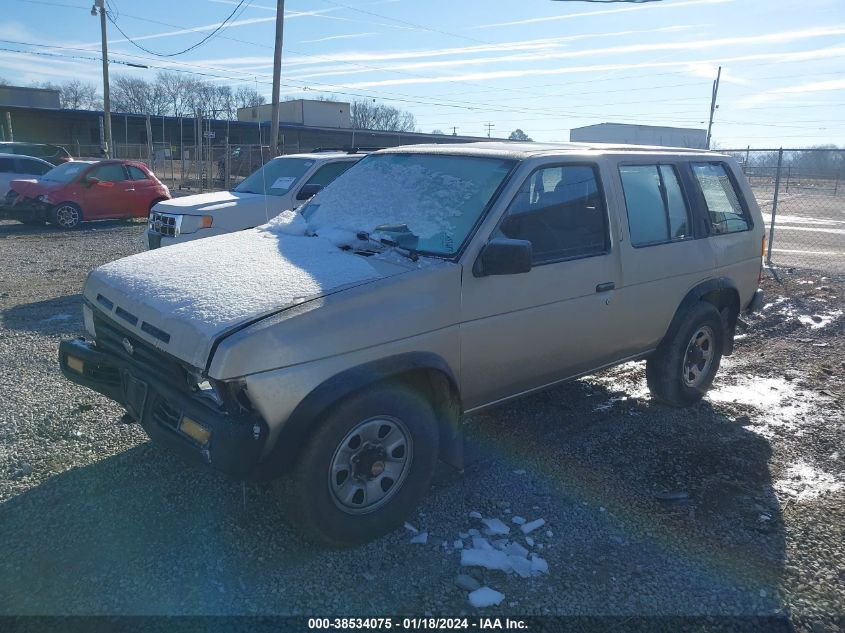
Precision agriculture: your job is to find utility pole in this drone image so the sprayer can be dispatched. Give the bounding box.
[451,126,458,136]
[269,0,285,157]
[92,0,113,158]
[485,122,495,138]
[705,65,721,150]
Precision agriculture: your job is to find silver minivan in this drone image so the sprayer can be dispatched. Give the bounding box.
[60,142,764,545]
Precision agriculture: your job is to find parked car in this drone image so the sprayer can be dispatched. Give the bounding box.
[0,142,73,165]
[59,142,764,545]
[0,152,53,196]
[146,150,364,249]
[5,160,170,229]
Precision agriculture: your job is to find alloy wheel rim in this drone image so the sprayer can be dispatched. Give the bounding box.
[328,416,413,515]
[682,325,715,387]
[56,205,79,228]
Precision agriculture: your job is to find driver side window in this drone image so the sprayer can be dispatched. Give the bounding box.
[89,164,127,182]
[494,164,608,265]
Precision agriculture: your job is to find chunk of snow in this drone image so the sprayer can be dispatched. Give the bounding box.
[472,536,492,550]
[509,555,533,578]
[262,209,307,235]
[468,528,480,536]
[520,519,546,534]
[511,516,526,525]
[453,539,464,549]
[461,548,512,573]
[491,539,508,551]
[410,532,428,545]
[525,537,535,547]
[404,522,418,534]
[512,469,526,475]
[468,511,482,520]
[774,460,843,500]
[468,587,505,608]
[458,532,469,539]
[545,530,553,538]
[505,542,529,558]
[482,518,510,536]
[530,554,549,575]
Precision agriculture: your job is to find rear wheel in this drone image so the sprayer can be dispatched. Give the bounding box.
[51,202,82,230]
[646,302,724,406]
[286,384,439,547]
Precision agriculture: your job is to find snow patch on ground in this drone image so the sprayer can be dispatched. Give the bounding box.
[761,295,841,330]
[586,361,650,411]
[707,376,822,438]
[775,461,843,501]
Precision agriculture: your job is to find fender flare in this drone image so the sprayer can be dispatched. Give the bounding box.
[254,352,463,480]
[659,277,740,355]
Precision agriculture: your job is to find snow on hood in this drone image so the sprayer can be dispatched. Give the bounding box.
[85,212,386,369]
[153,190,275,215]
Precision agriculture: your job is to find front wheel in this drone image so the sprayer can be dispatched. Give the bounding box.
[286,384,439,547]
[646,302,724,407]
[51,202,82,230]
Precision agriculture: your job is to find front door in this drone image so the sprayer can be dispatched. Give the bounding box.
[459,163,622,410]
[82,163,134,219]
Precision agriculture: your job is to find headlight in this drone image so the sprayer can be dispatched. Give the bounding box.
[82,304,96,338]
[180,214,213,233]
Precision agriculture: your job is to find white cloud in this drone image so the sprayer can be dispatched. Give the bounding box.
[474,0,732,29]
[739,78,845,107]
[684,62,749,85]
[299,32,378,44]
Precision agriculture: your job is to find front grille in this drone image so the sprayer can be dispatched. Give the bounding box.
[93,313,187,388]
[148,212,181,237]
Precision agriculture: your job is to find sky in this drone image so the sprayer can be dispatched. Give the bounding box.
[1,0,844,147]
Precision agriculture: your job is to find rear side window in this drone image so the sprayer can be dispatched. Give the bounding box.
[495,164,608,264]
[127,165,149,180]
[619,164,690,247]
[305,161,355,187]
[691,163,749,234]
[16,159,51,175]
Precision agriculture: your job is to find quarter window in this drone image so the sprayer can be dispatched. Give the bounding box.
[305,161,355,187]
[691,163,749,234]
[619,164,691,247]
[495,165,608,264]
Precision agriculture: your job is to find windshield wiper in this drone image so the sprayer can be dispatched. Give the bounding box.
[355,229,420,262]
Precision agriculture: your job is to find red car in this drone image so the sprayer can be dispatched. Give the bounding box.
[4,160,170,229]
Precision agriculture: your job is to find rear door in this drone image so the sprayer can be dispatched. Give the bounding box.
[126,164,158,217]
[608,158,716,354]
[459,160,622,409]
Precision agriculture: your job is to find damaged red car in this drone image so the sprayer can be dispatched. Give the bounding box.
[3,160,170,229]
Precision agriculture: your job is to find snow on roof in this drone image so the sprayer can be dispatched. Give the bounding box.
[378,140,721,159]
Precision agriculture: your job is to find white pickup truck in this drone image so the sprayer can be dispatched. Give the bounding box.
[146,150,364,249]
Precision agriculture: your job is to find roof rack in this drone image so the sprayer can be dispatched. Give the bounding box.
[311,147,385,154]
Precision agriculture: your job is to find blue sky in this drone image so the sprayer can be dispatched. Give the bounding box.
[2,0,844,147]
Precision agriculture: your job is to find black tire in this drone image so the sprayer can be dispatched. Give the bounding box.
[646,302,724,407]
[287,384,439,547]
[50,202,82,230]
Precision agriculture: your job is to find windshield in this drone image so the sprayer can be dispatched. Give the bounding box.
[42,162,89,183]
[302,153,515,257]
[234,157,313,196]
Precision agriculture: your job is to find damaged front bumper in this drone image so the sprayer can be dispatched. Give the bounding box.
[0,196,50,222]
[59,337,268,478]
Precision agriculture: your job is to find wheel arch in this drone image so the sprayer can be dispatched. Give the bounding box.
[660,278,740,357]
[254,352,463,481]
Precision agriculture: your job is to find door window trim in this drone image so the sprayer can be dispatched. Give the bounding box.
[617,161,695,249]
[491,161,612,267]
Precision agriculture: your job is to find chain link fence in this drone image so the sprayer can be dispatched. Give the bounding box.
[725,148,845,274]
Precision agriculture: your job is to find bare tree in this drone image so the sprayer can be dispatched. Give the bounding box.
[111,75,167,116]
[351,100,416,132]
[59,80,101,110]
[431,129,445,135]
[156,72,200,118]
[234,85,266,110]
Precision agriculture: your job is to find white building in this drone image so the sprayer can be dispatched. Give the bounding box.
[237,99,351,129]
[570,123,707,149]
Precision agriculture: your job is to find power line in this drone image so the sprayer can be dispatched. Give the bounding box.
[105,0,252,57]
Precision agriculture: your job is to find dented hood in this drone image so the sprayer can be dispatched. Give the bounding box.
[84,225,404,369]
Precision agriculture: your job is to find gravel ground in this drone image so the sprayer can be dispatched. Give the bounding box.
[0,219,842,631]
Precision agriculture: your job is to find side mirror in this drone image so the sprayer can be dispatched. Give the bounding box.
[85,176,100,187]
[296,183,322,201]
[473,238,533,277]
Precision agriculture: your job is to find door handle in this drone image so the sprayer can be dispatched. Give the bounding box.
[595,282,615,293]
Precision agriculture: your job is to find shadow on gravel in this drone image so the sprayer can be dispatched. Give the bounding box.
[0,219,143,238]
[2,294,83,334]
[0,377,788,624]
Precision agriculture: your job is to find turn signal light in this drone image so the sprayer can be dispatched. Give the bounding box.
[180,416,211,446]
[66,356,85,374]
[200,215,214,229]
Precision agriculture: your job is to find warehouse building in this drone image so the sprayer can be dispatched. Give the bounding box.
[570,123,707,149]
